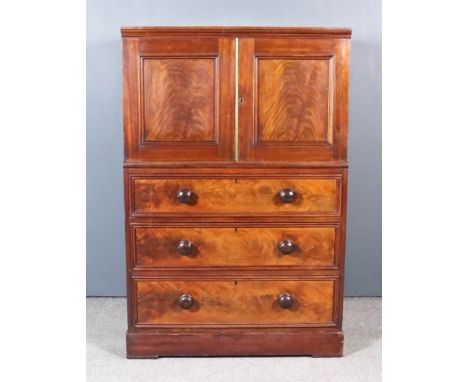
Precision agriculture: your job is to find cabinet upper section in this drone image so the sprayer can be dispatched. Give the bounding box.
[122,27,351,165]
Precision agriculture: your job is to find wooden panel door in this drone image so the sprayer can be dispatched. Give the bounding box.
[122,36,235,162]
[238,37,350,162]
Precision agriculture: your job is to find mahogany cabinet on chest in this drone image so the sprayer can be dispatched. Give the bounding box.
[122,27,351,357]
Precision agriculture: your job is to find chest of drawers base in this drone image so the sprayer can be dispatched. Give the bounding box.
[124,166,347,357]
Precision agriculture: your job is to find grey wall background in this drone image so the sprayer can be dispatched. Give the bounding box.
[87,0,381,296]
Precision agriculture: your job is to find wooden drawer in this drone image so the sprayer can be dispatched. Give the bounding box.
[132,225,338,269]
[135,279,336,327]
[130,176,340,216]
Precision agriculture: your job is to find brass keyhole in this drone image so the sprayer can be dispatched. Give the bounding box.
[239,97,244,104]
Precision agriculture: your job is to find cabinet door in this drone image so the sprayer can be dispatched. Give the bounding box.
[123,37,235,162]
[238,38,350,162]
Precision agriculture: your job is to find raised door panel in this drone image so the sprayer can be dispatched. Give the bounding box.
[142,58,216,143]
[238,37,350,162]
[257,58,332,144]
[123,37,235,162]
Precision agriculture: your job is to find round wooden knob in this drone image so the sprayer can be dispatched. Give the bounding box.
[278,239,295,254]
[177,240,193,255]
[178,294,194,309]
[177,188,194,204]
[279,188,296,203]
[278,293,293,309]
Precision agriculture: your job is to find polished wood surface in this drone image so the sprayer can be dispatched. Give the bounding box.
[122,26,351,357]
[142,58,216,142]
[238,37,349,162]
[127,330,344,357]
[133,226,336,268]
[121,26,352,38]
[135,279,335,326]
[131,177,339,215]
[122,36,234,162]
[258,58,331,143]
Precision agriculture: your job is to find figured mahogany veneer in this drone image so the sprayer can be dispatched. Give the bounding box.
[135,279,335,326]
[130,177,340,216]
[142,58,217,143]
[122,26,351,358]
[257,58,331,143]
[133,226,337,269]
[238,36,349,162]
[123,36,234,162]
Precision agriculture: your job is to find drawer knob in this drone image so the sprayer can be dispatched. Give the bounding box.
[177,188,194,204]
[177,240,193,255]
[278,239,295,254]
[278,293,293,309]
[279,188,296,203]
[178,294,194,309]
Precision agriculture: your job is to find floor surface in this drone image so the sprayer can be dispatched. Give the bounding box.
[87,297,381,382]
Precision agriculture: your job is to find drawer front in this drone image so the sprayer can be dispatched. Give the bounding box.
[135,279,335,326]
[133,226,337,269]
[131,177,340,216]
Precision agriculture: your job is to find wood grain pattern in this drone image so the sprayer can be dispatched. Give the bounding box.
[142,58,216,142]
[134,226,336,268]
[257,59,330,143]
[238,37,349,162]
[131,177,339,215]
[122,37,235,161]
[122,27,351,358]
[135,279,335,326]
[126,330,344,357]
